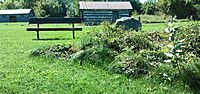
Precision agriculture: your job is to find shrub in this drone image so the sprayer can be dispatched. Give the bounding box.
[140,50,166,64]
[110,49,167,78]
[147,31,169,47]
[158,22,200,92]
[180,58,200,93]
[175,23,200,57]
[85,22,158,52]
[110,49,153,78]
[70,46,115,66]
[151,63,180,84]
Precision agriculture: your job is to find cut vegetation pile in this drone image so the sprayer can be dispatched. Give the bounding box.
[32,22,200,93]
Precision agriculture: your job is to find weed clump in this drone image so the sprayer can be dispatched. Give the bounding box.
[31,44,78,59]
[110,50,153,78]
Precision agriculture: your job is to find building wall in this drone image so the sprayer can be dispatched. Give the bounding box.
[0,12,34,22]
[119,10,130,18]
[81,10,130,25]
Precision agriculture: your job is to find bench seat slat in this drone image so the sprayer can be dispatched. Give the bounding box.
[29,17,82,24]
[27,28,82,31]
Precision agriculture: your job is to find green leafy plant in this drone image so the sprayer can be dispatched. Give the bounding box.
[70,46,115,66]
[110,49,153,78]
[162,22,200,93]
[180,58,200,93]
[163,23,187,66]
[31,44,78,59]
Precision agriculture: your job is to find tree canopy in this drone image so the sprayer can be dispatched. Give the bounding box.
[157,0,198,19]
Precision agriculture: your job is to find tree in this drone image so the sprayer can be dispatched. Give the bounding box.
[0,0,23,9]
[20,0,37,9]
[190,0,200,4]
[142,0,158,15]
[129,0,143,13]
[63,0,79,17]
[157,0,198,19]
[34,0,65,17]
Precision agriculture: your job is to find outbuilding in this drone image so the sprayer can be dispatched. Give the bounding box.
[0,9,34,22]
[79,1,133,25]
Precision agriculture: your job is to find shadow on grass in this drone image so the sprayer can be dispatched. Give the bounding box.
[32,38,71,41]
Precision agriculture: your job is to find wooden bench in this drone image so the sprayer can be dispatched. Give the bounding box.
[27,17,82,40]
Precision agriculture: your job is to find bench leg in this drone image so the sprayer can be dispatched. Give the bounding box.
[36,31,39,40]
[72,23,75,39]
[73,30,75,39]
[36,24,40,40]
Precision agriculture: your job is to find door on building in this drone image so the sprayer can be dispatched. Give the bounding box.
[113,11,119,22]
[10,16,17,22]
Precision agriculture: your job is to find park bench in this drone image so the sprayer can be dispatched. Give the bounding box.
[27,17,82,40]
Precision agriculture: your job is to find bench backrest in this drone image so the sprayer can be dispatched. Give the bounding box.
[29,17,82,24]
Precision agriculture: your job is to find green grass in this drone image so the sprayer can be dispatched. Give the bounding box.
[132,15,192,23]
[0,22,194,93]
[133,15,166,23]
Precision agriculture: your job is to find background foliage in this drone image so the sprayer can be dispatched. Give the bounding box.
[157,0,198,19]
[0,0,199,19]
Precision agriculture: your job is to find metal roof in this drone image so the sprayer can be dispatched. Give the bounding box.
[79,1,133,10]
[0,9,32,15]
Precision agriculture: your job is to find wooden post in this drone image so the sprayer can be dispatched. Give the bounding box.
[138,16,141,32]
[170,16,173,23]
[37,24,39,40]
[190,15,193,21]
[138,16,141,22]
[72,23,75,39]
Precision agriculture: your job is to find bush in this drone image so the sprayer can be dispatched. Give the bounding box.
[70,46,115,66]
[110,49,167,78]
[151,63,180,84]
[147,31,169,47]
[180,59,200,93]
[85,22,158,52]
[158,22,200,93]
[140,50,166,63]
[176,23,200,57]
[110,49,153,78]
[165,22,200,58]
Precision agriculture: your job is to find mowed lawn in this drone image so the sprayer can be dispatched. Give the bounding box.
[0,22,192,94]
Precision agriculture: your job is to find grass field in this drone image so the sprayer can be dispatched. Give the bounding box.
[0,22,194,93]
[132,15,192,23]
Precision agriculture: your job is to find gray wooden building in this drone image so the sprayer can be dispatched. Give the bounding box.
[79,1,133,25]
[0,9,34,22]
